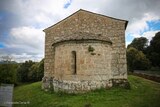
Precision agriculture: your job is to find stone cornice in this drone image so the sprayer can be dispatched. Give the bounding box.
[52,32,112,46]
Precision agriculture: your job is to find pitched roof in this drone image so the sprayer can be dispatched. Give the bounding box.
[44,9,128,32]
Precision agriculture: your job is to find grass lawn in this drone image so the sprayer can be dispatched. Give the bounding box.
[13,75,160,107]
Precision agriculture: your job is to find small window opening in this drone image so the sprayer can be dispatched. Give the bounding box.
[71,51,76,75]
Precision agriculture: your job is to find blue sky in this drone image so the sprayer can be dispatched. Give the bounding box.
[0,0,160,62]
[147,20,160,31]
[64,0,72,9]
[0,43,4,48]
[126,19,160,45]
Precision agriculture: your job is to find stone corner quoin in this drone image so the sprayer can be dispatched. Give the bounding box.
[42,9,129,93]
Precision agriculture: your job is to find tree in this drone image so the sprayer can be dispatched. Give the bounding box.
[28,63,38,82]
[17,60,35,82]
[150,32,160,53]
[37,58,44,80]
[147,32,160,67]
[0,64,18,84]
[127,47,151,72]
[127,37,148,53]
[28,59,44,82]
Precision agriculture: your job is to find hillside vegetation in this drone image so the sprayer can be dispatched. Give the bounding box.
[13,75,160,107]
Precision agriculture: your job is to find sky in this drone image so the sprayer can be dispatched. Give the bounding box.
[0,0,160,62]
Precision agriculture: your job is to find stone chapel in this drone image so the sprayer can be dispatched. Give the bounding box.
[42,9,129,93]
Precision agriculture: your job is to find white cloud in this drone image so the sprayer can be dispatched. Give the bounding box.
[1,0,160,62]
[126,30,159,46]
[141,30,159,42]
[10,0,159,37]
[125,41,130,47]
[126,13,159,34]
[6,0,74,27]
[10,53,43,62]
[9,26,44,52]
[0,26,45,62]
[126,13,159,46]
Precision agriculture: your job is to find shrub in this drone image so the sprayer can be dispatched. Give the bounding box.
[0,64,18,84]
[127,47,151,72]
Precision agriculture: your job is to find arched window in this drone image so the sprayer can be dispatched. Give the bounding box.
[71,51,76,75]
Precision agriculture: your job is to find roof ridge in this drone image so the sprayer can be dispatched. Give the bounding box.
[43,9,128,32]
[79,9,128,22]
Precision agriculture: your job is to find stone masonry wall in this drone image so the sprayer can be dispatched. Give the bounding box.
[42,77,129,93]
[44,12,79,77]
[77,11,127,79]
[52,79,112,93]
[54,41,112,81]
[44,10,127,79]
[43,10,128,92]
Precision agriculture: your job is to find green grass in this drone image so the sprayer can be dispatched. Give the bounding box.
[13,75,160,107]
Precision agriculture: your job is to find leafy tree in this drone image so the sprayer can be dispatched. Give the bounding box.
[28,63,38,81]
[28,59,44,82]
[0,64,18,84]
[17,60,35,82]
[127,37,148,53]
[147,32,160,67]
[127,47,151,72]
[37,58,44,80]
[0,58,44,84]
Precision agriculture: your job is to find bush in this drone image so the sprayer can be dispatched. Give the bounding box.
[28,59,44,82]
[17,60,35,82]
[0,64,18,84]
[0,59,44,85]
[17,59,44,83]
[150,66,160,71]
[127,47,151,72]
